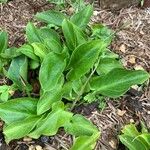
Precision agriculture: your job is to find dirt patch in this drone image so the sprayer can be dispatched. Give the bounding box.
[0,0,150,150]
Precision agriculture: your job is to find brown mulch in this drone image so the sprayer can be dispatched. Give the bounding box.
[0,0,150,150]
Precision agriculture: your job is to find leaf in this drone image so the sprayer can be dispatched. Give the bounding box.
[44,39,63,53]
[29,59,40,69]
[7,55,28,89]
[119,135,147,150]
[26,22,42,44]
[39,27,61,44]
[96,58,123,75]
[37,75,64,115]
[32,42,49,61]
[17,44,39,61]
[35,10,67,26]
[0,97,38,124]
[70,5,93,29]
[29,102,73,139]
[39,52,66,92]
[64,114,98,137]
[119,124,150,150]
[0,47,20,59]
[0,31,8,53]
[62,19,86,51]
[71,132,100,150]
[4,116,41,142]
[67,40,106,80]
[90,68,149,98]
[0,90,9,102]
[91,24,113,45]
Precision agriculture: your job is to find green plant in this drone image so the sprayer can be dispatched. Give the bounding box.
[0,2,149,150]
[0,0,8,3]
[119,124,150,150]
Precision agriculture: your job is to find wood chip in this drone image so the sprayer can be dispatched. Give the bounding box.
[134,65,144,70]
[128,55,136,64]
[119,44,126,53]
[109,139,117,149]
[23,137,32,142]
[36,145,43,150]
[117,109,126,116]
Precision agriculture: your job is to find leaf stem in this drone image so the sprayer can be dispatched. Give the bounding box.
[70,57,101,111]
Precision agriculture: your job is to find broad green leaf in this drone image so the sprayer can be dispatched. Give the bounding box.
[29,59,40,69]
[4,116,41,142]
[7,55,28,89]
[29,102,73,139]
[96,58,123,75]
[0,31,8,53]
[121,124,140,137]
[32,42,49,61]
[62,82,75,101]
[62,19,86,51]
[70,5,93,29]
[26,22,42,44]
[65,114,98,137]
[119,124,150,150]
[0,47,20,59]
[90,68,149,98]
[0,97,38,124]
[67,40,106,80]
[17,44,39,61]
[44,39,62,53]
[35,10,67,26]
[119,135,147,150]
[71,132,100,150]
[0,90,9,102]
[39,52,66,91]
[37,76,64,115]
[39,27,61,44]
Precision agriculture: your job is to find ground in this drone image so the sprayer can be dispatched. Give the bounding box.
[0,0,150,150]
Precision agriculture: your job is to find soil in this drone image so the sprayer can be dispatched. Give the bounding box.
[0,0,150,150]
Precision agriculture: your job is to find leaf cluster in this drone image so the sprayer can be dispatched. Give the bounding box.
[119,124,150,150]
[0,1,149,149]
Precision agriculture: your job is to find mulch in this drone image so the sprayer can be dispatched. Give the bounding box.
[0,0,150,150]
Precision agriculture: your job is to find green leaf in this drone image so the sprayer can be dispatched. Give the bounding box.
[91,24,113,45]
[17,44,39,61]
[0,47,20,59]
[119,135,147,150]
[67,40,106,80]
[0,90,9,102]
[39,52,66,91]
[26,22,42,44]
[32,42,49,61]
[0,97,38,124]
[37,75,64,115]
[29,59,40,69]
[0,31,8,53]
[70,5,93,29]
[44,39,63,53]
[71,132,100,150]
[29,102,73,139]
[39,27,61,44]
[119,124,150,150]
[4,116,41,142]
[35,10,67,26]
[7,55,28,89]
[65,114,98,137]
[96,58,123,75]
[62,19,86,51]
[90,68,149,98]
